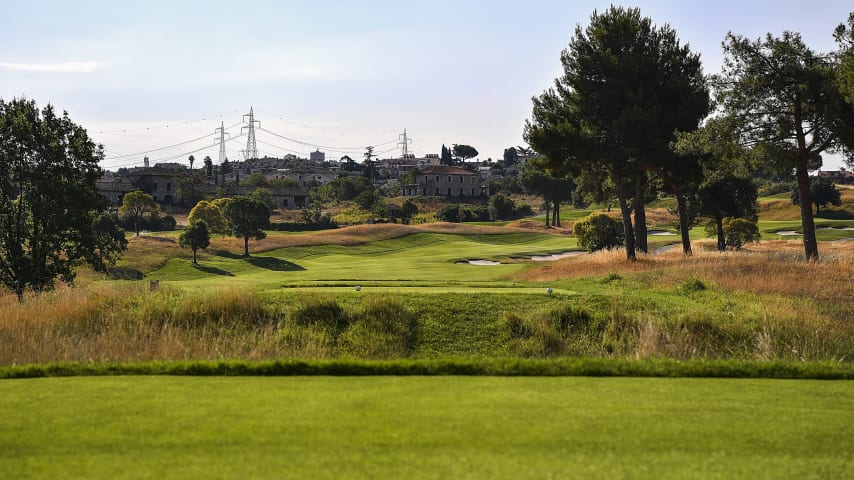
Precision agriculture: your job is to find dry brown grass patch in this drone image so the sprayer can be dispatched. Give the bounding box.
[514,240,854,305]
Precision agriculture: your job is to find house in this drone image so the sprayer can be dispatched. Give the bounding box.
[97,175,139,207]
[282,170,339,188]
[818,169,854,185]
[310,150,325,163]
[402,165,487,197]
[98,165,309,210]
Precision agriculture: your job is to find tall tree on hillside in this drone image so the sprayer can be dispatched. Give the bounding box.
[440,144,453,165]
[792,176,842,215]
[363,146,375,183]
[188,200,227,234]
[697,175,759,251]
[179,219,210,265]
[503,147,519,166]
[714,31,854,260]
[0,98,126,300]
[671,117,755,255]
[175,172,206,207]
[835,12,854,105]
[452,144,478,163]
[119,190,159,236]
[526,7,708,259]
[223,196,270,257]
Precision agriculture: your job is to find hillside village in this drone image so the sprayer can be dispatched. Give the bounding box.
[96,146,537,213]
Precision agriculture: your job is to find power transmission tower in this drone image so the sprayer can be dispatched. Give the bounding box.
[241,106,260,160]
[214,121,230,165]
[397,128,412,159]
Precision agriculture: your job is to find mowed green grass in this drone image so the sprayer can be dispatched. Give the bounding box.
[0,376,850,479]
[148,232,577,288]
[144,224,854,290]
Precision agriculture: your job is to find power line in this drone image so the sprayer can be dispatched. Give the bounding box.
[103,121,242,161]
[258,126,397,153]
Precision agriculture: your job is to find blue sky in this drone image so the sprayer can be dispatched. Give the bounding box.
[1,0,851,170]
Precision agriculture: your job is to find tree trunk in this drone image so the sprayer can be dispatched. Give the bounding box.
[796,165,819,260]
[544,201,550,227]
[193,248,197,264]
[633,174,648,254]
[553,201,561,227]
[674,187,692,256]
[244,236,250,257]
[615,173,637,261]
[793,105,819,261]
[716,217,726,252]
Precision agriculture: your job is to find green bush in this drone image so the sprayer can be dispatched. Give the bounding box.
[435,204,462,222]
[704,217,761,250]
[573,213,625,251]
[680,277,707,293]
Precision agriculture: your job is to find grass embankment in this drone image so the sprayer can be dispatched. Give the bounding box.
[1,376,851,479]
[2,244,851,365]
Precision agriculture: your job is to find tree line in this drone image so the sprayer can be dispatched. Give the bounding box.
[524,6,854,261]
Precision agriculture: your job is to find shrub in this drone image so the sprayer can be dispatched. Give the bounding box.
[680,277,707,293]
[723,218,761,250]
[488,193,516,220]
[573,213,624,251]
[435,204,462,222]
[705,217,761,250]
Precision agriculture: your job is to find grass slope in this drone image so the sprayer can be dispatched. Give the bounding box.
[146,231,577,287]
[1,376,851,479]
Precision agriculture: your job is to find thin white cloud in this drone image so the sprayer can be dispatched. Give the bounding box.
[0,61,103,73]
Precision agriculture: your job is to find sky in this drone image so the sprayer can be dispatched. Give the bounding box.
[1,0,852,171]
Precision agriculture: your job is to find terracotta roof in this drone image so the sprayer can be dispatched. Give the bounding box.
[417,166,478,175]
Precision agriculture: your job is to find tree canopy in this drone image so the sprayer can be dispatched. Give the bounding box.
[835,12,854,105]
[119,190,159,236]
[792,176,842,215]
[223,196,270,257]
[188,200,227,234]
[714,30,854,260]
[452,144,478,162]
[526,6,708,259]
[0,98,126,300]
[179,219,210,265]
[697,175,759,251]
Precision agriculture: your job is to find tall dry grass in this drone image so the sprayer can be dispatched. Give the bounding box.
[0,284,282,365]
[514,240,854,308]
[0,285,421,365]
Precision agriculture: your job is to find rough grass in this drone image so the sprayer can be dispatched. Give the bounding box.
[513,241,854,308]
[2,281,851,365]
